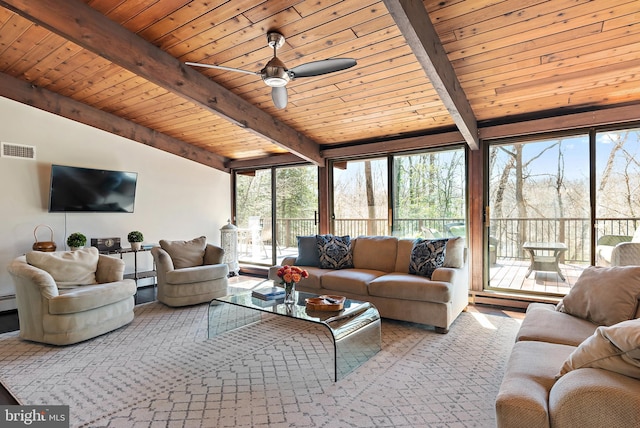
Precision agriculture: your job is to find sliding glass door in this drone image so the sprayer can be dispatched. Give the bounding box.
[235,165,319,266]
[487,135,591,295]
[275,165,319,264]
[235,169,272,265]
[595,127,640,266]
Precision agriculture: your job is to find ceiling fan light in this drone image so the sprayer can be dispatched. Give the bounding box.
[262,66,290,87]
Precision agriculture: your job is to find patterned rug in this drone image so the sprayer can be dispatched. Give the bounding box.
[0,295,521,427]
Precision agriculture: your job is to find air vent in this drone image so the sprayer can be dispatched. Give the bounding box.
[1,142,36,160]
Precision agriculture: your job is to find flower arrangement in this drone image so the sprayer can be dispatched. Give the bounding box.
[276,265,309,287]
[277,265,309,304]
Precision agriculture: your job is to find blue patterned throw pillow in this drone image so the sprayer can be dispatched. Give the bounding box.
[409,238,449,278]
[316,234,353,269]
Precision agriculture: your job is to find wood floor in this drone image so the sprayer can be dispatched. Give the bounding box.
[0,275,524,405]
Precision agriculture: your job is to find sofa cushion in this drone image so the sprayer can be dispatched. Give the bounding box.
[160,236,207,269]
[369,273,452,303]
[516,303,598,346]
[51,280,136,314]
[558,318,640,380]
[26,247,99,287]
[292,266,326,290]
[559,265,640,326]
[165,264,228,285]
[316,234,353,269]
[320,269,383,295]
[443,237,465,268]
[352,236,397,272]
[409,238,448,278]
[294,235,320,267]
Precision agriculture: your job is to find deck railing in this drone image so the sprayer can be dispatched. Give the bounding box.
[272,217,639,263]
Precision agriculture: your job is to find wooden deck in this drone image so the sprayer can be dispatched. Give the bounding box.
[489,258,587,295]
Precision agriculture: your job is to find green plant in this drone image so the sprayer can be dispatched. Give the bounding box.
[127,231,144,242]
[66,232,87,248]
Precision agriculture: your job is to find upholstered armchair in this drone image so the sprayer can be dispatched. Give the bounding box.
[8,247,137,345]
[151,236,228,307]
[596,226,640,266]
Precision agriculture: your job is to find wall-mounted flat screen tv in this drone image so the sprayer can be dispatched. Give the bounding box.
[48,164,138,213]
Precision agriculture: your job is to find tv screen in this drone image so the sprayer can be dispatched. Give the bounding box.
[48,164,138,213]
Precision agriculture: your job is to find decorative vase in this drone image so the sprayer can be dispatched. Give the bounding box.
[130,242,142,251]
[284,282,296,305]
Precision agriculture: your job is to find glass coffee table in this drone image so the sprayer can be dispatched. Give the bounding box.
[208,283,381,381]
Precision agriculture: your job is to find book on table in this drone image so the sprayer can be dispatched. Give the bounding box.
[251,286,286,300]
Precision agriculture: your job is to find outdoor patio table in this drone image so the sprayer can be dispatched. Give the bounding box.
[522,242,568,281]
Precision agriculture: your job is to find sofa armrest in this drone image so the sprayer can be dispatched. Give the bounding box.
[550,368,640,428]
[204,244,224,265]
[151,247,175,273]
[8,256,59,299]
[596,234,632,246]
[610,242,640,266]
[281,257,296,266]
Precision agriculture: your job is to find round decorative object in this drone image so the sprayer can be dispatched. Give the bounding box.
[32,224,57,252]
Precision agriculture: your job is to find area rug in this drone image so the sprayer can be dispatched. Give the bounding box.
[0,297,521,427]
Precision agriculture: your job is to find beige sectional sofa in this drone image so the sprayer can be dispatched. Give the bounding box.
[271,235,469,333]
[496,265,640,428]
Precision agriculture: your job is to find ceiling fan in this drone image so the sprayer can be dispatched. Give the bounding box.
[186,31,357,109]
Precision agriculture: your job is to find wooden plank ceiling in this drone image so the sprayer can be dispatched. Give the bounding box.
[0,0,639,171]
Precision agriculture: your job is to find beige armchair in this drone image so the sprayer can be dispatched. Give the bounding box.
[151,236,228,307]
[8,248,136,345]
[596,226,640,266]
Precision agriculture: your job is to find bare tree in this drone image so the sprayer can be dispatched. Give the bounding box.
[364,160,377,234]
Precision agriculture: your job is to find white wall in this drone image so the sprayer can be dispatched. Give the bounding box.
[0,97,231,311]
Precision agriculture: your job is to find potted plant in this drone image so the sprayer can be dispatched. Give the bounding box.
[127,230,144,251]
[66,232,87,250]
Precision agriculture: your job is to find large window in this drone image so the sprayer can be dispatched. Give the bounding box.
[332,158,389,236]
[331,148,466,239]
[393,149,466,239]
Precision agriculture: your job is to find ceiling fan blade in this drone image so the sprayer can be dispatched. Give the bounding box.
[289,58,357,78]
[272,86,288,109]
[185,62,259,76]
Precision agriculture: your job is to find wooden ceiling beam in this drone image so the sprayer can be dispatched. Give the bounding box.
[0,0,324,166]
[0,72,230,172]
[382,0,479,150]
